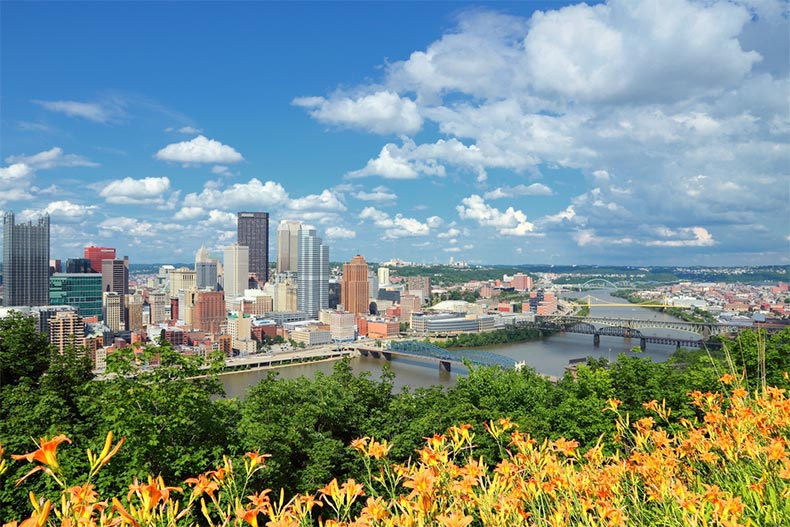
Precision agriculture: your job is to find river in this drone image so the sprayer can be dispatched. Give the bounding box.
[220,289,692,399]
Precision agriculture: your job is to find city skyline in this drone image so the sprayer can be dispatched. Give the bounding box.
[1,1,788,266]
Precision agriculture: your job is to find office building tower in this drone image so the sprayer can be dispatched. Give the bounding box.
[169,266,196,296]
[328,280,341,309]
[237,211,269,284]
[368,269,379,301]
[126,295,144,332]
[149,291,167,324]
[65,258,94,274]
[103,291,123,332]
[49,273,103,318]
[2,212,50,306]
[101,257,129,330]
[512,273,534,292]
[196,261,218,290]
[48,311,85,354]
[84,246,116,274]
[341,255,370,315]
[276,220,301,274]
[101,258,129,295]
[406,276,432,303]
[377,267,390,286]
[193,290,226,335]
[297,227,328,318]
[49,259,62,274]
[223,243,249,299]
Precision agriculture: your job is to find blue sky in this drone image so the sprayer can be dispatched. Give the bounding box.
[1,1,788,266]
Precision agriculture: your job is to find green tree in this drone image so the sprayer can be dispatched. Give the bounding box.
[0,311,51,387]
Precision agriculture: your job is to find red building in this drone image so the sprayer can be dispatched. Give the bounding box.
[193,291,225,336]
[367,320,399,339]
[84,246,116,274]
[341,255,370,315]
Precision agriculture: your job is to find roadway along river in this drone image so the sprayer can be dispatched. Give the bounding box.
[220,289,693,399]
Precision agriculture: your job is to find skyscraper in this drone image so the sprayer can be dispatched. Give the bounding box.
[237,211,269,284]
[84,246,116,274]
[49,273,103,318]
[48,311,85,354]
[341,255,370,315]
[101,257,129,330]
[223,243,249,299]
[276,220,301,274]
[297,227,328,318]
[2,212,50,307]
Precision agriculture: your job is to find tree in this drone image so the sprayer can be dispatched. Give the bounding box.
[0,311,51,387]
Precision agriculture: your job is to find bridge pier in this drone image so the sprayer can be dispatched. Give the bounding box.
[593,333,600,347]
[640,338,647,352]
[439,360,451,373]
[382,351,392,361]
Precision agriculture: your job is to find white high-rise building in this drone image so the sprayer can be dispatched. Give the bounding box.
[277,220,301,274]
[377,267,390,286]
[297,227,328,318]
[224,243,249,299]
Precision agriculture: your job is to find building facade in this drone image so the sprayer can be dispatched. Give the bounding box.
[237,211,269,284]
[341,255,370,315]
[3,212,50,307]
[297,227,329,318]
[223,243,249,299]
[84,246,116,274]
[193,290,226,335]
[49,273,103,318]
[48,311,85,354]
[276,219,301,274]
[196,261,218,290]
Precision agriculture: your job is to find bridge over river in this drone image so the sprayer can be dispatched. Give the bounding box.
[534,315,763,350]
[355,340,516,372]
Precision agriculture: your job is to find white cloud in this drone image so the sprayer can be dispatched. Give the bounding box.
[437,228,461,239]
[359,206,431,238]
[645,226,716,247]
[173,206,206,221]
[98,176,171,205]
[426,216,443,229]
[183,178,288,210]
[352,186,398,202]
[288,189,347,212]
[201,210,237,228]
[20,200,98,223]
[325,226,357,239]
[483,183,553,199]
[347,144,422,179]
[443,247,461,253]
[211,165,235,176]
[32,99,121,123]
[0,147,97,205]
[293,90,422,134]
[456,195,535,236]
[155,135,244,164]
[99,217,157,238]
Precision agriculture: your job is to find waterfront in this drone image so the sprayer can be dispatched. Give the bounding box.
[220,289,695,399]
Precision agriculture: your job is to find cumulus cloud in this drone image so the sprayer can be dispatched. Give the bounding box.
[456,195,535,236]
[20,200,98,223]
[484,183,553,199]
[296,2,786,261]
[98,176,171,205]
[183,178,288,210]
[173,206,206,221]
[0,147,97,205]
[325,226,357,239]
[645,226,716,247]
[293,90,422,134]
[359,206,431,238]
[288,189,347,212]
[155,135,244,164]
[99,217,157,238]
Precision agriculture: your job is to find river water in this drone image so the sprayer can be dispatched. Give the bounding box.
[220,289,692,399]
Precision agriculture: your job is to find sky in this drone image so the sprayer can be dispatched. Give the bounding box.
[1,0,788,266]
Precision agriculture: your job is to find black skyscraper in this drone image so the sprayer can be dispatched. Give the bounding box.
[2,212,50,306]
[237,211,269,284]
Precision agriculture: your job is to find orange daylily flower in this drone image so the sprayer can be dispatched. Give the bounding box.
[12,435,71,470]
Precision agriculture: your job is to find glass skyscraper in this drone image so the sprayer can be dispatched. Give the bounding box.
[49,273,103,318]
[2,212,50,307]
[237,211,269,284]
[297,227,328,318]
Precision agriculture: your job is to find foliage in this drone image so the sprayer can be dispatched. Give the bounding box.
[3,381,789,526]
[435,326,546,349]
